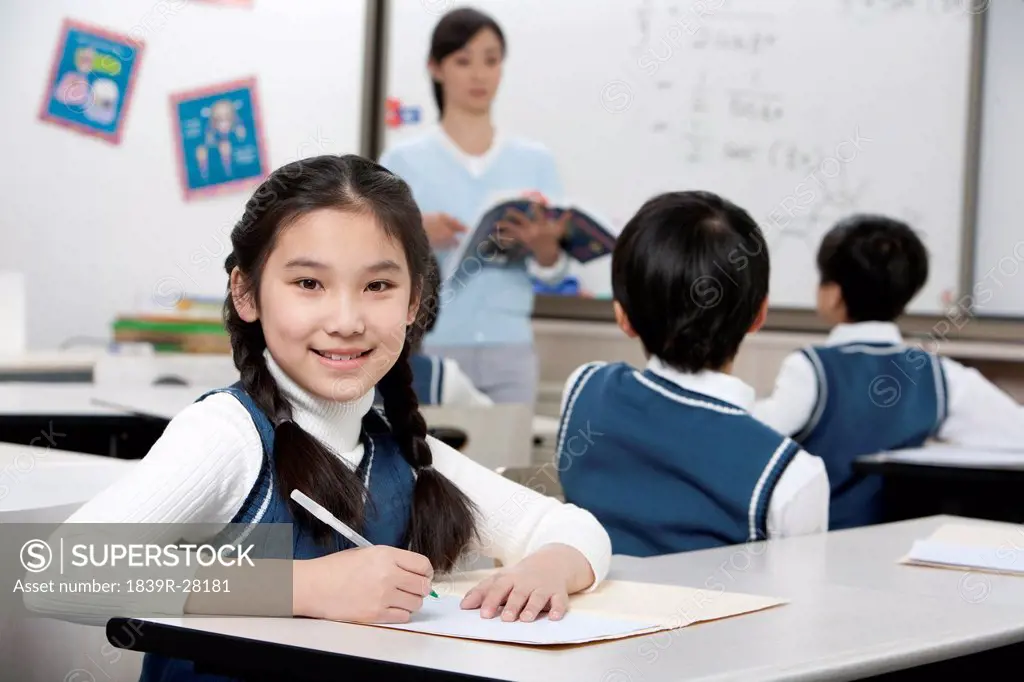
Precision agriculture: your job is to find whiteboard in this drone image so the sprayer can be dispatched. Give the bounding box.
[383,0,975,312]
[972,0,1024,318]
[0,0,367,348]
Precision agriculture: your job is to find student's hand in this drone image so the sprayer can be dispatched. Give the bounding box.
[497,203,571,267]
[460,543,595,622]
[293,546,434,624]
[423,212,467,249]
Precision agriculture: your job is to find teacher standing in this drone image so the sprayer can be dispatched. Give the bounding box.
[379,7,571,405]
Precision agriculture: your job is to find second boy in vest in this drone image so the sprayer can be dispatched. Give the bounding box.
[557,191,829,557]
[754,215,1024,530]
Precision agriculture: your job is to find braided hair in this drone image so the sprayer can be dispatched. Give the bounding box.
[223,154,477,572]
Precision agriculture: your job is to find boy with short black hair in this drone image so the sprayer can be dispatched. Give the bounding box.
[754,215,1024,529]
[557,191,829,557]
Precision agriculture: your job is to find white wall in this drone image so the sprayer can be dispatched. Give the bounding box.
[0,0,368,349]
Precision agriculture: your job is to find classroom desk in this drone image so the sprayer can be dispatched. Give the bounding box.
[855,447,1024,524]
[0,350,102,382]
[0,383,557,462]
[628,515,1024,609]
[0,441,135,521]
[108,517,1024,681]
[0,383,168,458]
[93,386,564,449]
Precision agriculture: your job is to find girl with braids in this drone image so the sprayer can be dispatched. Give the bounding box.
[34,155,610,681]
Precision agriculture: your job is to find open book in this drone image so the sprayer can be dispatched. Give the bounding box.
[443,191,616,277]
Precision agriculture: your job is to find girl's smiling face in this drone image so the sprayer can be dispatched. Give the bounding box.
[232,208,418,402]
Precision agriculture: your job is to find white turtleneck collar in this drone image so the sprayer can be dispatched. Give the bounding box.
[263,349,375,456]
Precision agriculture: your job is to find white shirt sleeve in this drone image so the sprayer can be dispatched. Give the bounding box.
[527,250,570,284]
[766,448,830,538]
[751,351,819,437]
[440,358,493,406]
[427,435,612,591]
[935,356,1024,450]
[23,393,266,625]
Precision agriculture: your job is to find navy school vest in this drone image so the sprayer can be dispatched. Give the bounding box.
[410,353,445,406]
[794,343,947,530]
[371,354,445,408]
[139,383,415,682]
[558,362,801,557]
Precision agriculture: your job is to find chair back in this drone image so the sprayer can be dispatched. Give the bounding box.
[420,403,533,470]
[495,463,564,502]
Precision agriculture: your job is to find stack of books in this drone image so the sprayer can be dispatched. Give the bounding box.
[113,296,230,354]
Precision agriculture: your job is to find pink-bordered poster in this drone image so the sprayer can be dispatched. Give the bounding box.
[169,77,269,201]
[38,18,145,144]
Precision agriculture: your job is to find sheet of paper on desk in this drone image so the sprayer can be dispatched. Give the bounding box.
[378,569,786,646]
[882,445,1024,468]
[372,596,662,645]
[901,522,1024,575]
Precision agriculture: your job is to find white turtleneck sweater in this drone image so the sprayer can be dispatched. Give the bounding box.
[25,352,611,624]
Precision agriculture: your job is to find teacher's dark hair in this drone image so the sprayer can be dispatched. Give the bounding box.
[429,7,505,115]
[223,154,477,572]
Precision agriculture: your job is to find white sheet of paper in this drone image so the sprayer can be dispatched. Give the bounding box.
[881,445,1024,468]
[370,595,660,645]
[906,539,1024,574]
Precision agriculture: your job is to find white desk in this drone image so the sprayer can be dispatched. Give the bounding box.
[630,515,1024,609]
[0,440,124,466]
[0,383,174,459]
[0,383,126,416]
[0,442,135,520]
[854,447,1024,525]
[0,349,240,386]
[110,517,1024,681]
[1,383,558,467]
[0,350,102,382]
[858,445,1024,471]
[0,443,142,682]
[94,387,564,447]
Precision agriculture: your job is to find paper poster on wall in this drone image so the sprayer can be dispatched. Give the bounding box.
[385,97,422,129]
[38,19,144,144]
[169,78,269,201]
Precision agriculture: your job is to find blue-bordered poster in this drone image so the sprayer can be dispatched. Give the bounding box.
[38,19,144,144]
[169,77,269,201]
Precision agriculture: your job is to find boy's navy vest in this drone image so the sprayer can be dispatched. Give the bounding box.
[139,383,415,682]
[410,353,445,406]
[558,362,802,557]
[793,342,948,530]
